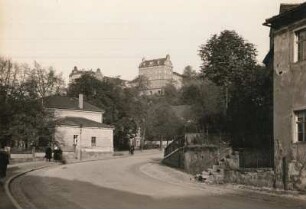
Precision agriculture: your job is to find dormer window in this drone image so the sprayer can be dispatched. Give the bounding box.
[294,28,306,62]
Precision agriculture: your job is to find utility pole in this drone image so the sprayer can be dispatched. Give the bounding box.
[78,124,83,161]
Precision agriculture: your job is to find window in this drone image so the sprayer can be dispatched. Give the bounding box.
[91,137,96,147]
[73,135,78,145]
[295,28,306,62]
[295,111,306,142]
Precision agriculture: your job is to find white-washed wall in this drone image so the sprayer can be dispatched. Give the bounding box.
[55,126,113,152]
[54,109,102,123]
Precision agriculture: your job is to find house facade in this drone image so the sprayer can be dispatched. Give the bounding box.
[264,3,306,191]
[44,94,114,160]
[138,55,183,95]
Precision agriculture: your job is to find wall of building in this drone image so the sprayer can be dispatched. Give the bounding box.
[54,109,102,123]
[55,125,114,153]
[273,19,306,191]
[139,65,173,91]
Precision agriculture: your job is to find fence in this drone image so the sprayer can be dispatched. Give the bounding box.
[238,148,274,168]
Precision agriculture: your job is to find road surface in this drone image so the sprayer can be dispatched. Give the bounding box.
[10,151,306,209]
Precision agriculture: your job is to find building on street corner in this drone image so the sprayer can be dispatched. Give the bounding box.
[44,94,114,161]
[264,2,306,191]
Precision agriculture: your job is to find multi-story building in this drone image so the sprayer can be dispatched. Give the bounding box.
[138,55,183,95]
[69,66,103,84]
[264,2,306,191]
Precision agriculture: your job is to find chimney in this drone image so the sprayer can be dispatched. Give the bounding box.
[79,94,83,109]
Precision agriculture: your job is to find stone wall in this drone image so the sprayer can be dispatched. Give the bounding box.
[224,168,275,188]
[10,153,45,164]
[162,145,219,174]
[184,145,219,174]
[79,150,113,161]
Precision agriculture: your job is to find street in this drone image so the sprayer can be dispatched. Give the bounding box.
[10,151,306,209]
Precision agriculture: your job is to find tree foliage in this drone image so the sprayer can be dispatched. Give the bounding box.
[198,30,273,148]
[146,102,184,141]
[0,58,62,148]
[199,30,257,86]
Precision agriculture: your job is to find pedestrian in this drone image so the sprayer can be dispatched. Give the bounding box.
[130,145,135,155]
[0,145,9,184]
[45,146,52,162]
[53,146,62,162]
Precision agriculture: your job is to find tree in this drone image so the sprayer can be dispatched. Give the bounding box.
[0,58,57,149]
[198,30,273,148]
[181,78,224,133]
[27,62,65,105]
[146,102,184,148]
[182,65,198,84]
[199,30,257,87]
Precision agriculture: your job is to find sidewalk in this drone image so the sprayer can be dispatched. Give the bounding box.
[0,161,56,209]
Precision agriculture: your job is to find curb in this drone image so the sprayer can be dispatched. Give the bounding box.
[5,150,162,209]
[4,164,57,209]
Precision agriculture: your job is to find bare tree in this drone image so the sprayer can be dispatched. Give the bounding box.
[30,62,65,104]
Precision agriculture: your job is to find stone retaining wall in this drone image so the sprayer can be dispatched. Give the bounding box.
[162,145,219,174]
[224,168,275,188]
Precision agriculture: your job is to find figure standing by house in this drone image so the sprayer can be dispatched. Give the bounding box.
[45,146,52,162]
[53,146,63,162]
[129,145,135,155]
[0,145,9,183]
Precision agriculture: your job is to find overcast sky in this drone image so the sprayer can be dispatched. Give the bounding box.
[0,0,303,83]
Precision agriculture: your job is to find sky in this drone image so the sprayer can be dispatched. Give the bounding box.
[0,0,303,84]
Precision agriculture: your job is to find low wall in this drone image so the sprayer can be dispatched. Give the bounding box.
[63,150,114,163]
[162,145,219,174]
[224,168,275,188]
[80,150,113,160]
[184,145,219,174]
[9,153,45,164]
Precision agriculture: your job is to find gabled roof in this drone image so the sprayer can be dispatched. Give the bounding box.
[264,2,306,29]
[139,58,167,68]
[44,95,103,112]
[56,117,113,128]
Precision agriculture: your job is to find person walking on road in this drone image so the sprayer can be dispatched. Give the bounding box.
[0,145,9,184]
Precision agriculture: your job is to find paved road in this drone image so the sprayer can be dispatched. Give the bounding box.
[10,152,306,209]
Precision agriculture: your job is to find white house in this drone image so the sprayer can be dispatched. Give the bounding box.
[44,94,114,160]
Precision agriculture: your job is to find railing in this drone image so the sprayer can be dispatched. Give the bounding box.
[164,137,185,157]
